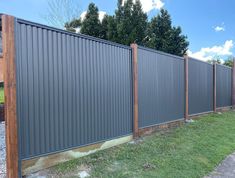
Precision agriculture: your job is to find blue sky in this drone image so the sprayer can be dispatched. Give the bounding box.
[0,0,234,61]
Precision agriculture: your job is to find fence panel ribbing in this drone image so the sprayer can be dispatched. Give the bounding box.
[137,46,185,128]
[188,58,213,115]
[216,64,232,108]
[15,19,133,159]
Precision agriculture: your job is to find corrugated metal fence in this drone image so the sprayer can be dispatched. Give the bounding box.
[15,19,133,159]
[1,15,234,177]
[216,64,232,108]
[137,46,185,128]
[188,58,214,115]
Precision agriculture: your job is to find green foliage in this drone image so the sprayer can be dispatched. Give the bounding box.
[224,57,234,67]
[99,15,109,40]
[65,1,189,56]
[106,15,118,42]
[0,87,4,104]
[65,18,81,32]
[80,3,102,38]
[144,9,189,56]
[54,111,235,178]
[207,58,222,65]
[113,0,148,45]
[207,56,234,67]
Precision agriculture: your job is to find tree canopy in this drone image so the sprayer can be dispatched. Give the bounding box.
[65,0,189,56]
[207,56,234,67]
[143,9,189,56]
[80,3,102,38]
[223,57,234,67]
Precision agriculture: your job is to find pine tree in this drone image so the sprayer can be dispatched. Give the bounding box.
[65,2,189,56]
[167,27,189,56]
[144,9,189,56]
[130,0,148,45]
[99,15,109,40]
[106,15,118,42]
[80,3,101,38]
[114,0,147,45]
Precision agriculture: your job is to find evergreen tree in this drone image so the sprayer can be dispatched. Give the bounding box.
[114,0,147,45]
[99,15,109,40]
[65,2,189,56]
[131,0,148,45]
[144,9,189,56]
[167,27,189,55]
[80,3,101,38]
[106,15,118,42]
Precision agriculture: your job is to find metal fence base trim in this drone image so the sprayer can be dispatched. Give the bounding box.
[189,111,214,118]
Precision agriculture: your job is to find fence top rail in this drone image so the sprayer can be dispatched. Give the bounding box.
[216,63,232,70]
[6,15,132,51]
[189,57,213,66]
[138,45,184,61]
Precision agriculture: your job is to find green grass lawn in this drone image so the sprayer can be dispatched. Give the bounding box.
[52,111,235,178]
[0,87,4,104]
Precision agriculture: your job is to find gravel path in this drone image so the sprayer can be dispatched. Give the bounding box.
[0,122,6,178]
[205,152,235,178]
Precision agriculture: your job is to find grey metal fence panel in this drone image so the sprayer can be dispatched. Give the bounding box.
[15,19,133,159]
[216,64,232,108]
[188,58,213,115]
[138,46,185,128]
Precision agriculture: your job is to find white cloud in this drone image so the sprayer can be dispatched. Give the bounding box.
[80,11,106,22]
[214,26,225,32]
[213,23,225,32]
[187,40,234,62]
[123,0,164,13]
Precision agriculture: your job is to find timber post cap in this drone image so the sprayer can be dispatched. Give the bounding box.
[183,54,189,60]
[130,43,138,48]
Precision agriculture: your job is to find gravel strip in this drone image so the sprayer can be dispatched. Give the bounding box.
[0,121,6,178]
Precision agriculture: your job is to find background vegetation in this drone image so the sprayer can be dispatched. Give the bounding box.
[65,0,189,56]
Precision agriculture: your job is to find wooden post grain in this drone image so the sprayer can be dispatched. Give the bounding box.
[2,15,19,178]
[233,58,235,109]
[213,62,217,112]
[184,55,189,120]
[131,43,139,138]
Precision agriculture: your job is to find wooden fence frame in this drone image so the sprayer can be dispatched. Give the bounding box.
[2,15,19,178]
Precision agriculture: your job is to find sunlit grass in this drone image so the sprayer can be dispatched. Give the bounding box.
[54,111,235,178]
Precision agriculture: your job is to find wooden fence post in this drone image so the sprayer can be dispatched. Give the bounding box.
[2,15,19,178]
[213,62,217,112]
[233,58,235,109]
[184,55,189,120]
[131,43,139,138]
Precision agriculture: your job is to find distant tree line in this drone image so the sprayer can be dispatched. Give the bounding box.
[65,0,189,57]
[208,56,234,67]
